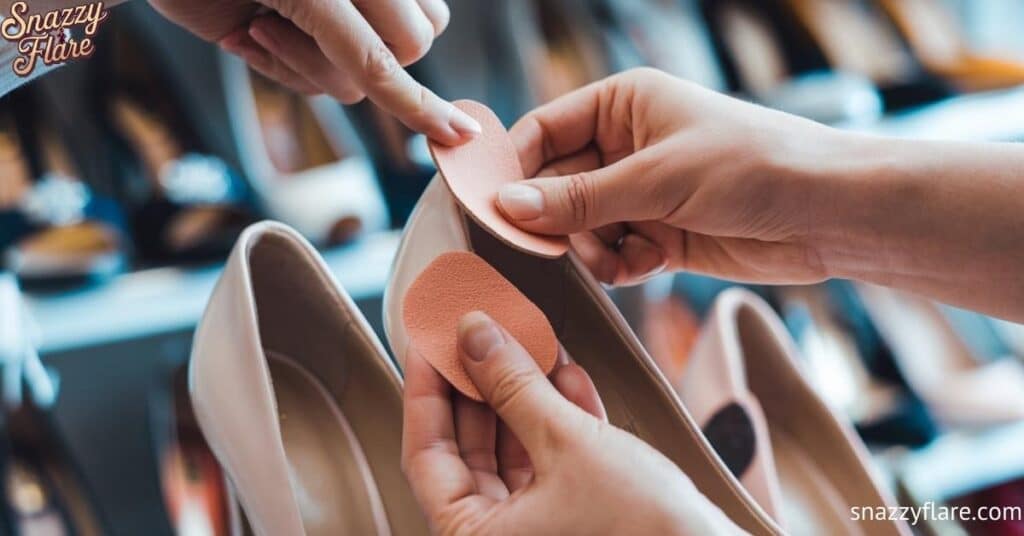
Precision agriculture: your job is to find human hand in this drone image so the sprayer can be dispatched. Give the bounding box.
[147,0,482,145]
[402,310,739,535]
[499,67,847,286]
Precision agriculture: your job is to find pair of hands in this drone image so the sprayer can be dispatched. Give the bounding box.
[403,70,848,532]
[148,0,482,145]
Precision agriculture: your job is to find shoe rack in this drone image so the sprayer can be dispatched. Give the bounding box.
[4,1,1024,534]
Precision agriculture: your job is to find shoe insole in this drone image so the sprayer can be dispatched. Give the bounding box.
[770,429,862,536]
[428,100,569,259]
[402,251,559,401]
[266,352,389,536]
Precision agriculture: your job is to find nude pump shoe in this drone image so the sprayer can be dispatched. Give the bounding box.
[682,288,909,536]
[384,176,782,535]
[189,221,428,536]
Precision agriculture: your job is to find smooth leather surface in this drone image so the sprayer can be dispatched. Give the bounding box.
[190,221,428,536]
[385,175,781,535]
[403,251,559,400]
[685,288,909,536]
[428,100,569,259]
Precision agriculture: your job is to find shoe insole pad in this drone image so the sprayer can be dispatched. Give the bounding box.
[428,100,569,259]
[402,251,559,401]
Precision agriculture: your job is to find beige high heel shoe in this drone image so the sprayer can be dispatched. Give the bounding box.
[681,288,909,535]
[189,222,428,535]
[383,101,781,535]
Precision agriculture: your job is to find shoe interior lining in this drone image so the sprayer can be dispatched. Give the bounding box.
[737,304,901,535]
[248,232,427,535]
[466,220,774,535]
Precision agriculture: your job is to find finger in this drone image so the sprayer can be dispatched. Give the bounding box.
[248,15,364,104]
[509,80,607,177]
[613,233,668,286]
[219,29,320,95]
[569,233,620,285]
[552,363,607,422]
[457,311,580,467]
[416,0,451,36]
[496,149,673,235]
[353,0,435,65]
[401,348,477,521]
[276,0,481,144]
[496,421,533,492]
[454,394,509,500]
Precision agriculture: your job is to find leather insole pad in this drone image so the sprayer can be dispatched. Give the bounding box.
[402,251,559,401]
[428,100,569,259]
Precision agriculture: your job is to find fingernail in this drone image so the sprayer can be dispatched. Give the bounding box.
[458,311,504,362]
[498,183,544,221]
[449,107,482,138]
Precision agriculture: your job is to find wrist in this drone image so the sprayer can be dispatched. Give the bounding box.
[778,128,903,281]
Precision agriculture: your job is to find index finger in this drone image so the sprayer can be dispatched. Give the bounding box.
[281,0,479,144]
[509,80,605,177]
[401,347,478,521]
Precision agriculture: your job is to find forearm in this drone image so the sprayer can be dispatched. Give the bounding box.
[812,133,1024,320]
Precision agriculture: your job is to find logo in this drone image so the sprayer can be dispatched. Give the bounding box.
[1,1,108,77]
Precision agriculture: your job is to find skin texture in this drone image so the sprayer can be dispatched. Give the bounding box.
[402,311,742,536]
[1,0,478,144]
[498,68,1024,321]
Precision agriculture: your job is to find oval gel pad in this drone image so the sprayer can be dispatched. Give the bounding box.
[402,251,559,401]
[429,100,570,259]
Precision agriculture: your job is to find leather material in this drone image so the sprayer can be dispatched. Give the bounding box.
[685,288,909,535]
[385,175,782,535]
[403,251,559,401]
[428,100,569,258]
[190,221,428,535]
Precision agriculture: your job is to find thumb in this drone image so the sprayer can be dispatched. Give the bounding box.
[457,311,580,466]
[496,152,667,235]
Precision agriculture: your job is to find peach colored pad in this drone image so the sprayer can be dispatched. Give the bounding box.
[402,251,559,401]
[429,100,569,259]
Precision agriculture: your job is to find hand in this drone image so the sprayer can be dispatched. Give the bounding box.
[402,311,739,535]
[147,0,482,145]
[499,67,844,286]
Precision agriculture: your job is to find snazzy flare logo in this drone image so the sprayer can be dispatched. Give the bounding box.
[1,1,108,77]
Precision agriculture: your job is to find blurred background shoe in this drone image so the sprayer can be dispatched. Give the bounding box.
[221,55,388,246]
[94,25,256,267]
[0,91,125,287]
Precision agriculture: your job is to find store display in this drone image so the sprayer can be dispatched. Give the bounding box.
[189,222,427,535]
[681,288,906,534]
[857,284,1024,428]
[221,54,388,246]
[383,105,781,535]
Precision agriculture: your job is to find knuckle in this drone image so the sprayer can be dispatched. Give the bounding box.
[393,31,433,66]
[563,173,597,225]
[363,40,401,85]
[487,365,536,415]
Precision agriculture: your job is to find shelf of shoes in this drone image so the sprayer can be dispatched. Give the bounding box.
[25,230,401,355]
